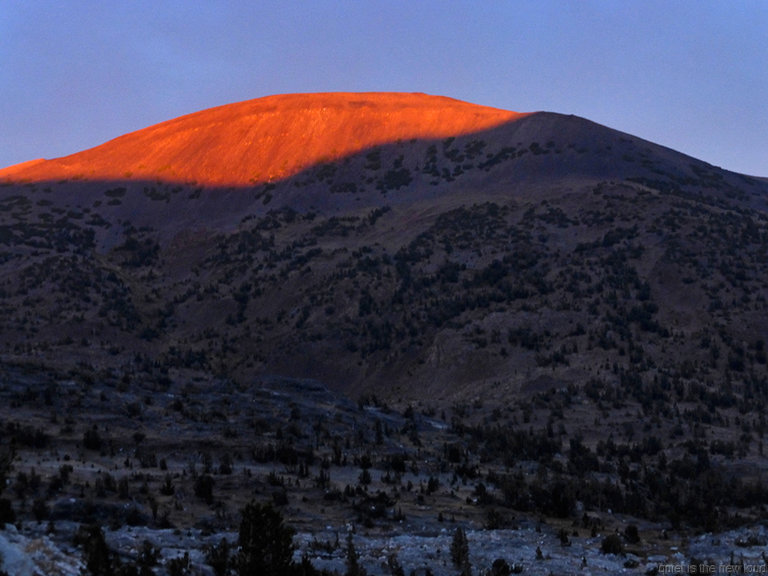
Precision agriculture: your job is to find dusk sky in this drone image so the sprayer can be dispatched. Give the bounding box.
[2,1,766,176]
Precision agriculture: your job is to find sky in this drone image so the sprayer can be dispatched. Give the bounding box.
[1,1,767,176]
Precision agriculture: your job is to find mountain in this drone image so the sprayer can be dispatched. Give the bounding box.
[1,92,767,406]
[5,93,768,569]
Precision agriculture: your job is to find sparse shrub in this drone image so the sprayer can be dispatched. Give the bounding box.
[601,533,624,555]
[377,167,412,191]
[484,508,505,530]
[218,453,233,475]
[426,475,439,495]
[160,474,175,496]
[0,499,14,526]
[490,558,512,576]
[32,498,49,523]
[137,539,160,570]
[0,447,14,502]
[624,524,640,544]
[194,474,215,505]
[166,553,191,576]
[83,426,102,451]
[205,538,231,576]
[118,477,130,500]
[387,553,405,576]
[358,468,371,486]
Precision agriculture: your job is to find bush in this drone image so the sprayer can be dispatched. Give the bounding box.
[0,448,14,495]
[0,499,14,526]
[624,524,640,544]
[205,538,230,576]
[83,426,102,451]
[167,552,190,576]
[194,474,215,505]
[601,533,624,555]
[490,558,511,576]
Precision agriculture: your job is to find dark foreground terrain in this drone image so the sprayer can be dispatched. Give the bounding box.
[3,360,768,575]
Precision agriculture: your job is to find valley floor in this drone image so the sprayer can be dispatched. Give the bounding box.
[1,363,768,575]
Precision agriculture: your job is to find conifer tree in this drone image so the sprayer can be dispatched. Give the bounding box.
[451,526,471,576]
[235,501,295,576]
[345,532,367,576]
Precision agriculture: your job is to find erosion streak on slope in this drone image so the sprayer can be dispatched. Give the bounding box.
[0,92,528,187]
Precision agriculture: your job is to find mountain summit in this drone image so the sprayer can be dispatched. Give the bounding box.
[0,92,526,186]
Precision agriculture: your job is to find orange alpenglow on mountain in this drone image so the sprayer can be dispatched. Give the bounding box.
[0,92,528,187]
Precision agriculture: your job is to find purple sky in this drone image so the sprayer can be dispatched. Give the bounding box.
[2,1,767,176]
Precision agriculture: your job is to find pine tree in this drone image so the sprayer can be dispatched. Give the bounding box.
[205,538,230,576]
[451,526,471,576]
[235,501,295,576]
[0,447,15,525]
[76,524,113,576]
[345,532,367,576]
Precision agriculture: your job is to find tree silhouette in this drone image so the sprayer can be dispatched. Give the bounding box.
[235,501,295,576]
[345,532,367,576]
[205,538,231,576]
[76,524,113,576]
[451,526,471,575]
[0,447,15,525]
